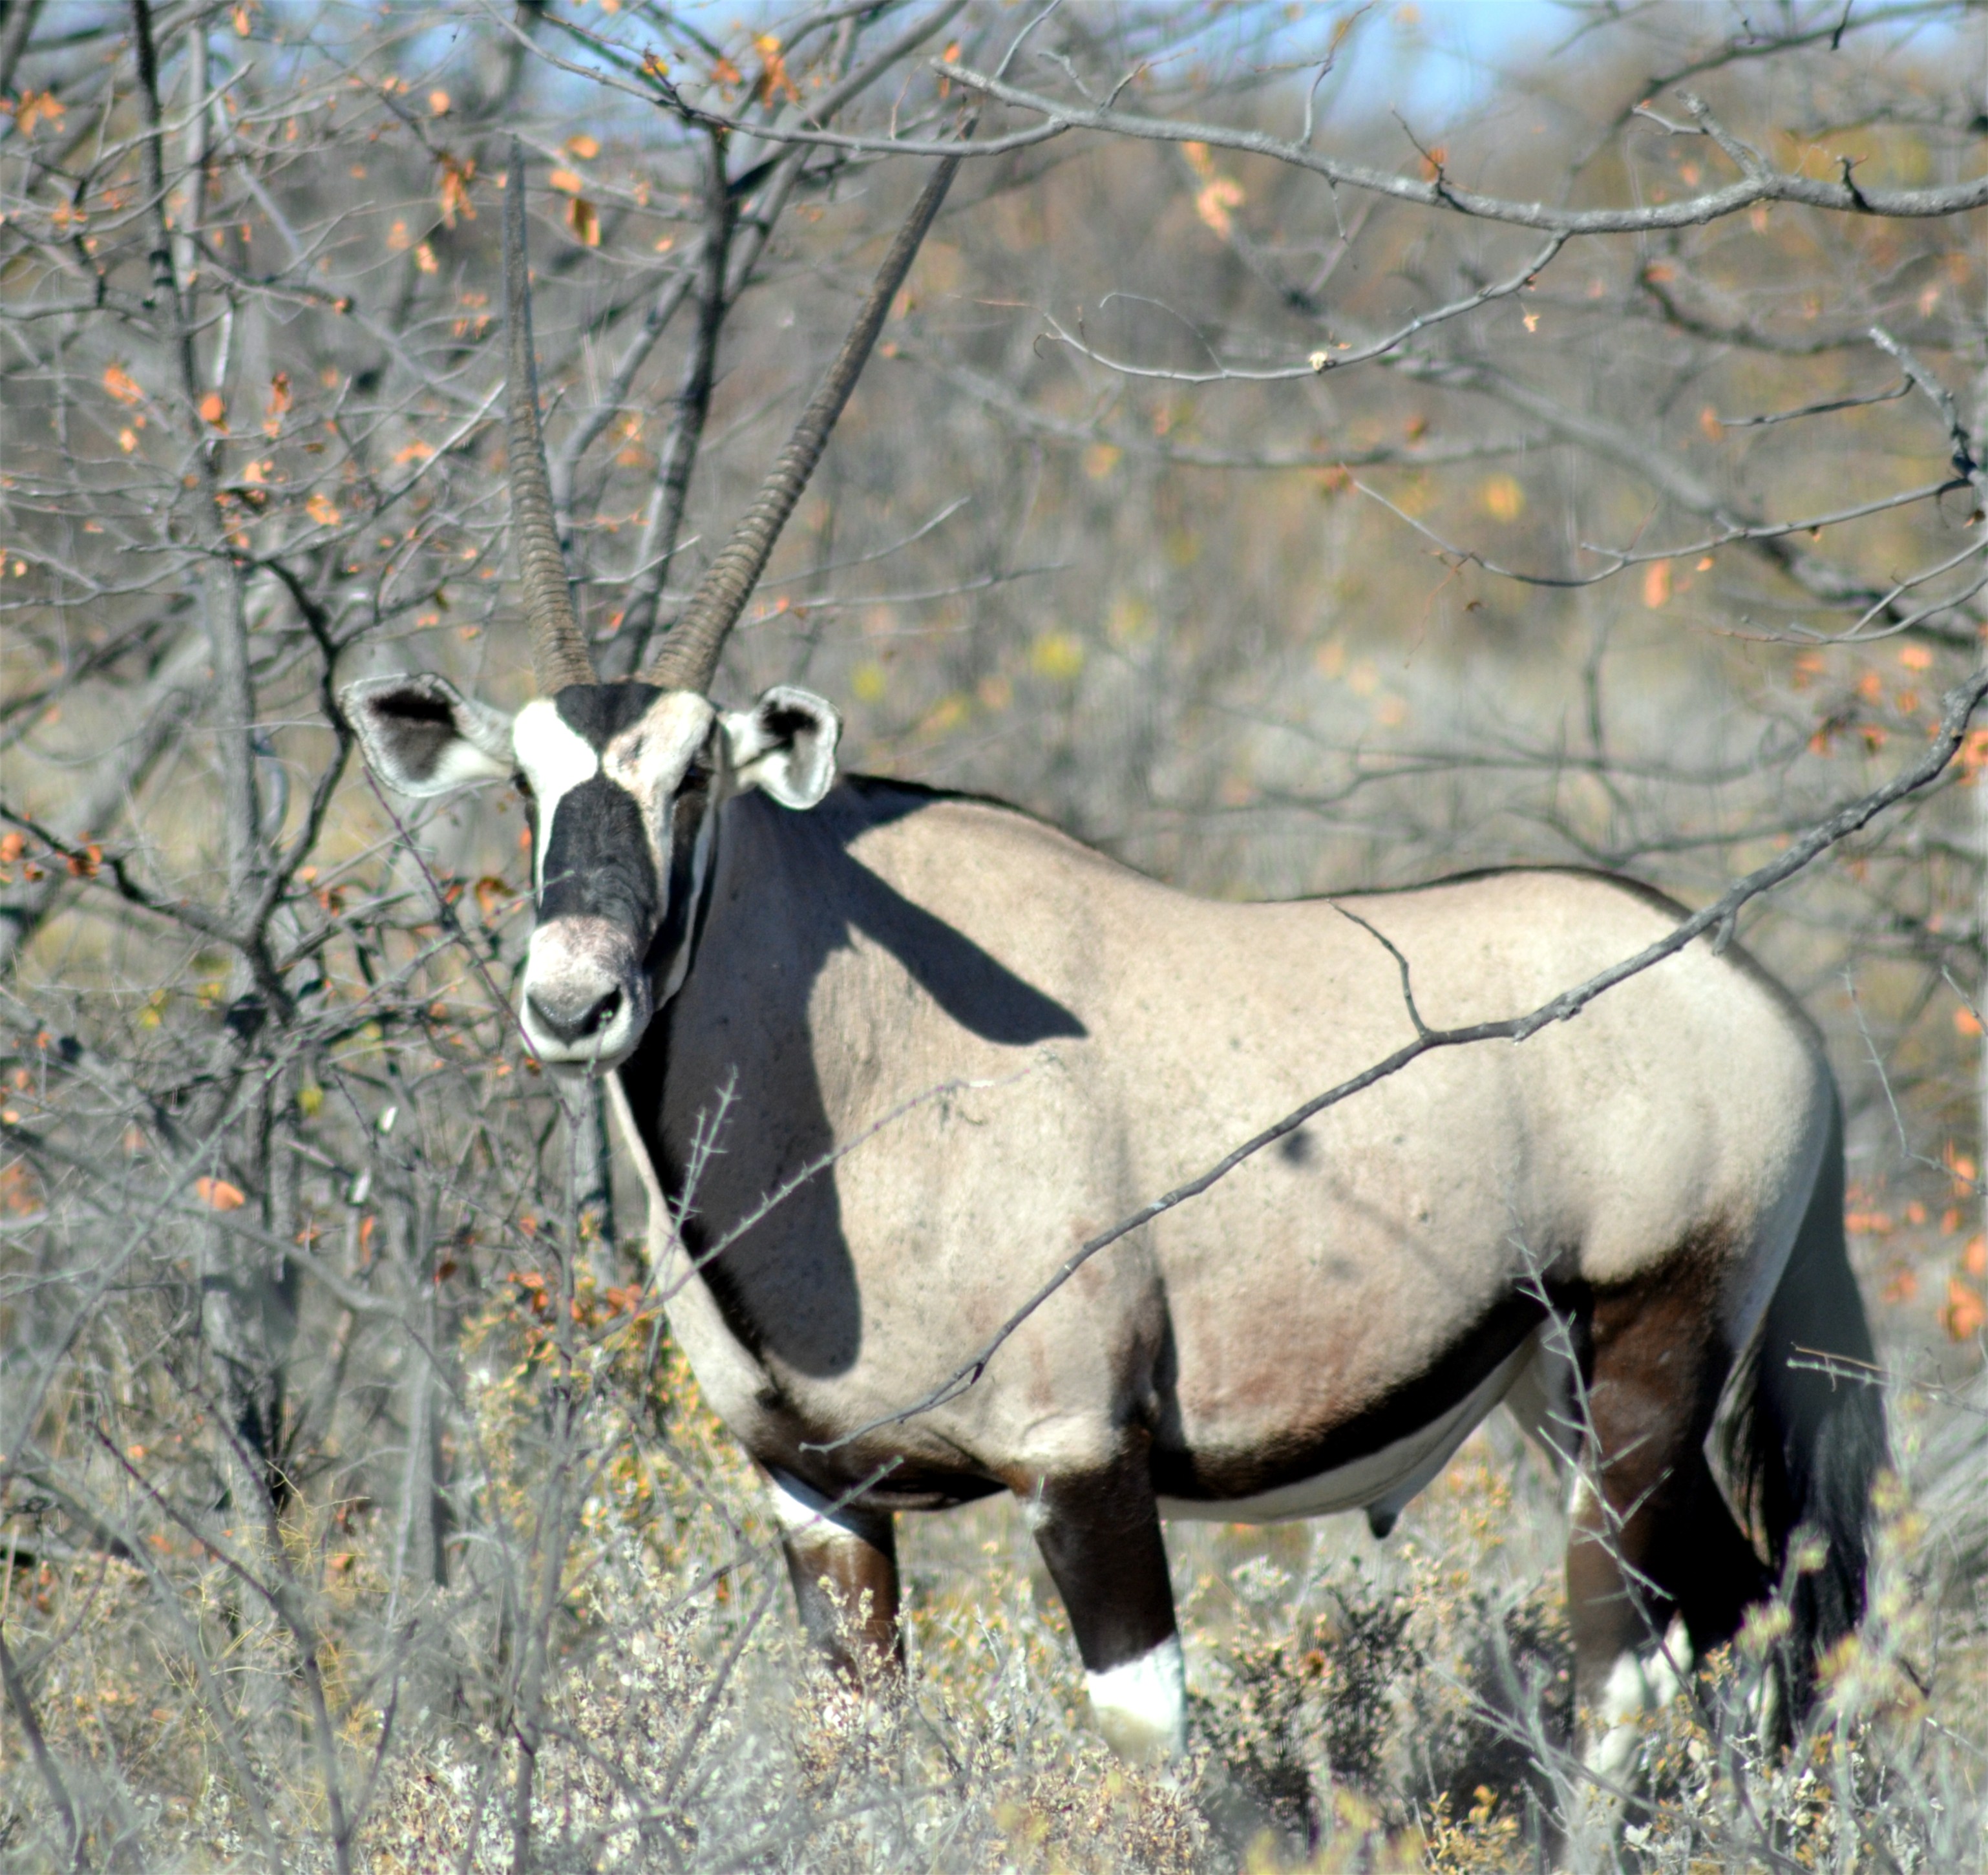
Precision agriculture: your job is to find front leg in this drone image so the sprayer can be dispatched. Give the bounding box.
[1025,1456,1185,1762]
[766,1468,901,1682]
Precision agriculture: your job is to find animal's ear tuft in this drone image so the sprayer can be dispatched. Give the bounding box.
[722,684,840,809]
[342,674,514,796]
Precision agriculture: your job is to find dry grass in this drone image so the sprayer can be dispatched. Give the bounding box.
[8,1272,1983,1871]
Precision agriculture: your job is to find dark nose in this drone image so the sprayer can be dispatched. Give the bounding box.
[526,986,622,1048]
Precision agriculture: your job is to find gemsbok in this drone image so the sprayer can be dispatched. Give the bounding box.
[345,144,1883,1767]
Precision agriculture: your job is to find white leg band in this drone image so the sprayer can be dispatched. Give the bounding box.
[1588,1617,1693,1779]
[1086,1635,1187,1763]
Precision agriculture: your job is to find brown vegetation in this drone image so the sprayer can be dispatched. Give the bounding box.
[3,2,1988,1867]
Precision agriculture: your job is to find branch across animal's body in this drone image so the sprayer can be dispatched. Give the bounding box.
[343,144,1883,1771]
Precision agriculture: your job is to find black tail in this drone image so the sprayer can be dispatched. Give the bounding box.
[1724,1097,1887,1713]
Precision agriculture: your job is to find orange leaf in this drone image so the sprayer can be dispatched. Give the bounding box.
[195,1176,246,1211]
[1941,1274,1985,1340]
[548,167,583,196]
[262,370,291,438]
[754,32,799,107]
[10,90,64,138]
[1956,1006,1983,1038]
[1967,1235,1987,1278]
[438,157,476,228]
[306,491,341,527]
[1194,176,1244,240]
[1641,561,1672,609]
[566,133,599,160]
[566,196,600,247]
[198,391,227,427]
[103,365,142,405]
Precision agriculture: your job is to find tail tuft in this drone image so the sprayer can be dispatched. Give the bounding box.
[1721,1099,1886,1715]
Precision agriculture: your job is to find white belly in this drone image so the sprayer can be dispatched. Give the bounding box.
[1156,1331,1538,1525]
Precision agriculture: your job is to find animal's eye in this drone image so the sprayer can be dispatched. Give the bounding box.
[513,773,534,802]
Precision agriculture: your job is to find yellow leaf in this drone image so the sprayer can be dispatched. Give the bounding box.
[195,1176,247,1211]
[306,491,341,526]
[1083,443,1121,481]
[1479,475,1524,522]
[1030,632,1084,681]
[851,662,886,703]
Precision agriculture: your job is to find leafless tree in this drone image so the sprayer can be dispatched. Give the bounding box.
[3,3,1988,1868]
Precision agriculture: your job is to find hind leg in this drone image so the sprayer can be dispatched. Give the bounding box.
[1567,1278,1768,1768]
[1021,1454,1185,1763]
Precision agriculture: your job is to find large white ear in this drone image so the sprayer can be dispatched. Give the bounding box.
[721,684,840,809]
[342,673,514,797]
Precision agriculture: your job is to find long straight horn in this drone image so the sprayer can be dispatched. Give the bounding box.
[642,151,963,693]
[505,140,597,693]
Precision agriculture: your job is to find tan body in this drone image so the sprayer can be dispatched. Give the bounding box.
[625,779,1826,1503]
[593,774,1877,1762]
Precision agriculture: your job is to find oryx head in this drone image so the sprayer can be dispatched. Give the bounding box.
[343,142,956,1074]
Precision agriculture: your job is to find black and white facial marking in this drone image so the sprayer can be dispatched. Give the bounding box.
[342,673,840,1075]
[512,683,714,1068]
